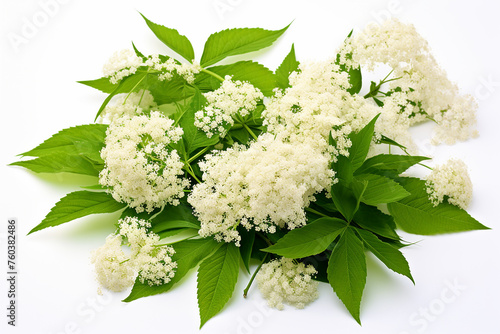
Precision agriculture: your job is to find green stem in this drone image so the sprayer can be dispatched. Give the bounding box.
[123,72,148,104]
[243,254,268,298]
[185,164,201,183]
[305,207,329,218]
[201,68,225,82]
[243,123,258,141]
[187,146,211,164]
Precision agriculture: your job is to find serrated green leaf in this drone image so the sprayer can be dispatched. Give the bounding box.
[11,154,102,176]
[28,191,125,234]
[387,178,489,235]
[78,77,117,94]
[353,204,399,240]
[262,217,347,258]
[140,13,194,62]
[355,228,413,283]
[328,227,366,324]
[200,24,290,67]
[348,114,380,171]
[197,243,240,328]
[355,173,410,205]
[21,124,107,159]
[131,41,146,59]
[148,74,196,105]
[124,238,220,302]
[275,44,299,90]
[196,61,276,96]
[355,154,430,175]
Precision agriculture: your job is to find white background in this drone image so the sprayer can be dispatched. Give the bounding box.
[1,0,500,333]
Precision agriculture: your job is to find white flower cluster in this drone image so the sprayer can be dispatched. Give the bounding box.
[263,60,379,158]
[188,133,334,245]
[144,54,201,83]
[103,49,143,84]
[341,19,478,147]
[425,159,473,209]
[100,90,157,123]
[99,111,189,213]
[194,76,264,138]
[91,217,177,291]
[102,49,200,84]
[91,234,136,292]
[256,258,319,310]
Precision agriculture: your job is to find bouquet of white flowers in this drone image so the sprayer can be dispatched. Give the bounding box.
[12,14,488,328]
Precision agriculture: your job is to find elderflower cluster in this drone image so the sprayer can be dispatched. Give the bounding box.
[100,90,157,123]
[188,133,334,245]
[91,217,177,291]
[103,49,143,84]
[99,111,189,213]
[91,234,136,292]
[256,258,319,310]
[102,49,201,85]
[425,159,473,209]
[194,76,264,138]
[263,60,379,157]
[144,54,201,83]
[340,19,478,147]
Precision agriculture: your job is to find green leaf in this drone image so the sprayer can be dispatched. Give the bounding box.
[332,155,353,182]
[196,61,276,96]
[148,74,196,104]
[237,226,255,273]
[151,198,201,232]
[387,178,489,235]
[78,77,117,94]
[378,135,407,150]
[328,227,367,324]
[11,154,102,176]
[140,13,194,62]
[331,178,367,222]
[355,228,413,283]
[124,238,220,302]
[355,154,430,175]
[95,70,149,120]
[355,173,410,205]
[200,24,290,67]
[348,114,380,171]
[347,66,362,95]
[275,44,299,90]
[197,243,240,328]
[353,204,399,240]
[21,124,107,159]
[262,217,347,258]
[179,89,220,154]
[131,41,146,59]
[28,191,126,234]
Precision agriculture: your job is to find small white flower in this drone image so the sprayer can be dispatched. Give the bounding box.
[257,258,319,310]
[188,133,333,245]
[426,159,473,209]
[195,76,263,138]
[99,111,189,213]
